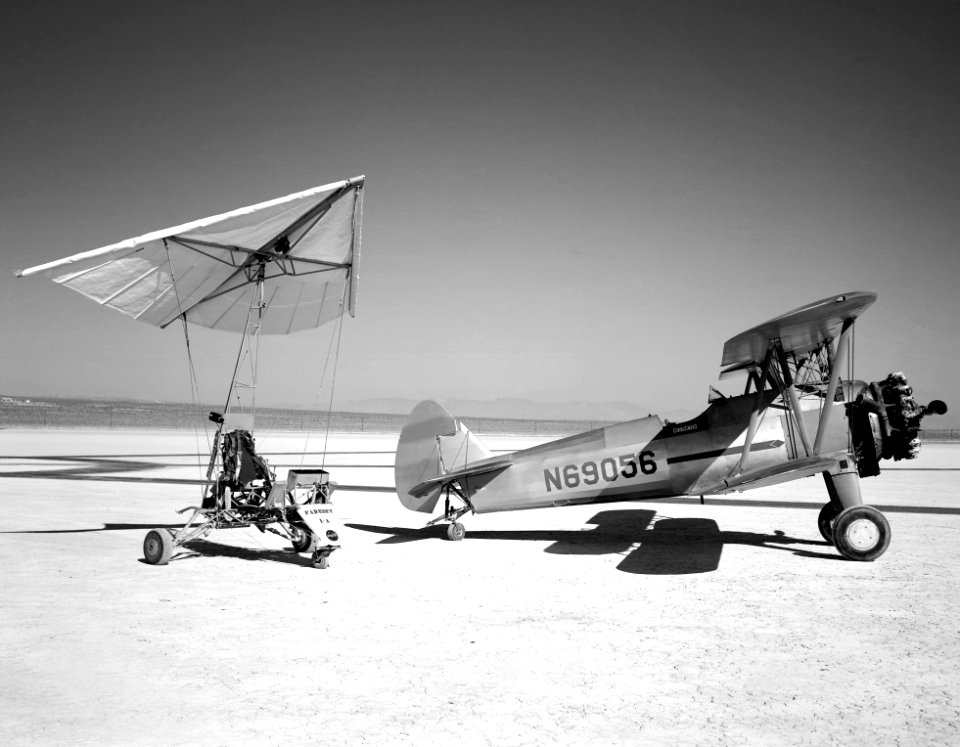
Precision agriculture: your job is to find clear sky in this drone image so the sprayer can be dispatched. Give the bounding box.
[2,0,959,426]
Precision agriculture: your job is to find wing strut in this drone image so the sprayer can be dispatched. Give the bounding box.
[774,343,813,457]
[812,318,853,454]
[735,345,774,476]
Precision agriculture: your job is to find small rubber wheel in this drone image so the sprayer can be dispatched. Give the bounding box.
[833,505,891,561]
[143,529,174,565]
[818,503,839,542]
[446,522,466,542]
[312,553,329,569]
[290,527,312,553]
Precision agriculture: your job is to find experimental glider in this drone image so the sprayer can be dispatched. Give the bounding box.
[18,176,365,567]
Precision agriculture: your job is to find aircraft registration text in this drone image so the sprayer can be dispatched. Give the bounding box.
[544,450,657,492]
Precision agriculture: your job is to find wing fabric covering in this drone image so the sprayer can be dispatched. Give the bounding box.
[720,291,877,372]
[18,177,364,335]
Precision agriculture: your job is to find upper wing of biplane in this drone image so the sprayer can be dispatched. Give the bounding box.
[17,176,364,335]
[720,292,877,374]
[711,292,878,480]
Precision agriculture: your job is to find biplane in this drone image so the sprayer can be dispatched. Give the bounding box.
[395,292,947,561]
[17,176,365,567]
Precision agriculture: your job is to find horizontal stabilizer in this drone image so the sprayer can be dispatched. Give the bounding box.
[410,458,513,498]
[692,456,838,495]
[395,400,497,513]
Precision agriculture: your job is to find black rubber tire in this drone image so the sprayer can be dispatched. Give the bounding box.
[143,529,174,565]
[290,527,312,553]
[446,522,466,542]
[833,505,891,561]
[818,503,839,543]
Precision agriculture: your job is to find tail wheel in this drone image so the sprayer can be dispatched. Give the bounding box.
[143,529,174,565]
[833,505,891,561]
[817,503,839,542]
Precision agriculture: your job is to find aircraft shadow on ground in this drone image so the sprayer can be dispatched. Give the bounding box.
[347,508,837,574]
[0,456,162,479]
[168,539,317,568]
[5,515,837,572]
[1,522,187,535]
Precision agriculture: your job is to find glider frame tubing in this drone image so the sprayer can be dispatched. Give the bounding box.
[735,318,856,472]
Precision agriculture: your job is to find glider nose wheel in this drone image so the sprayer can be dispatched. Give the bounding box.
[290,526,312,553]
[832,505,891,561]
[143,529,174,565]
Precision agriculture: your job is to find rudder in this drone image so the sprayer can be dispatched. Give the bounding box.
[394,400,492,513]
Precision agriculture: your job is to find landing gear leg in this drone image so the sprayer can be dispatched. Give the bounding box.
[426,484,473,541]
[822,465,891,561]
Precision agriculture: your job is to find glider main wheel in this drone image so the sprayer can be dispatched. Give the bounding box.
[143,529,174,565]
[290,527,312,553]
[818,503,839,543]
[832,505,891,562]
[446,522,466,542]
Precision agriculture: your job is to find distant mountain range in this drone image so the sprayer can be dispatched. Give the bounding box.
[336,396,696,423]
[2,393,697,426]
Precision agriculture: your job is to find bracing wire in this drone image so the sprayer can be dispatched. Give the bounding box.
[165,240,209,496]
[320,309,347,471]
[299,285,348,470]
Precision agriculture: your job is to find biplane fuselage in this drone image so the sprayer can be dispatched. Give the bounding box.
[405,392,851,515]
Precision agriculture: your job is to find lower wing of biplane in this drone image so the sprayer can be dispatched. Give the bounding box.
[393,292,947,562]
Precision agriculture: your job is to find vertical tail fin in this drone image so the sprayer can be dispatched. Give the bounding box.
[394,400,492,513]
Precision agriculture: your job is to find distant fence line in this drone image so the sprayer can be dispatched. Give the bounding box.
[3,400,958,441]
[922,430,960,443]
[0,400,607,437]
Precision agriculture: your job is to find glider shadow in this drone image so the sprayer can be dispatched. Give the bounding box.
[162,539,317,568]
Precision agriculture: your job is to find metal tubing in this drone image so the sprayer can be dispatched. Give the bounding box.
[738,345,774,475]
[813,320,852,454]
[775,343,813,457]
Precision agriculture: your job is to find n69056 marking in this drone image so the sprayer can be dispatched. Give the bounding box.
[544,450,657,492]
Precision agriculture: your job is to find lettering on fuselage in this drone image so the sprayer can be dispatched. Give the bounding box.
[544,450,657,492]
[299,507,334,522]
[671,423,698,434]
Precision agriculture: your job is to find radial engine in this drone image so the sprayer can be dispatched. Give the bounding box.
[848,372,948,478]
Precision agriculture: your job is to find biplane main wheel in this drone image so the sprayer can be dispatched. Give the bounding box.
[290,527,312,553]
[446,522,466,542]
[818,503,839,543]
[832,505,891,562]
[143,529,174,565]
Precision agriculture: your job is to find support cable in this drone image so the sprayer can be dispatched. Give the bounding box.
[165,241,209,497]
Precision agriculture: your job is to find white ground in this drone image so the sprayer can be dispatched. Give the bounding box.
[1,429,958,746]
